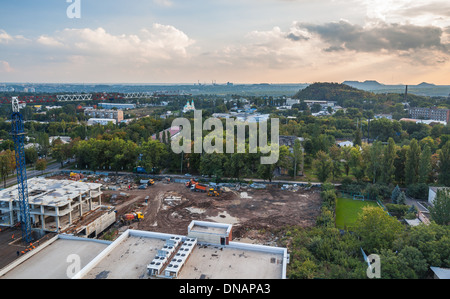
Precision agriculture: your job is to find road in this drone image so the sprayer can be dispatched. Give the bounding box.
[3,162,63,188]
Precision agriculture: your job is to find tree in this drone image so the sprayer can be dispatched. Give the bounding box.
[391,185,401,203]
[200,153,225,180]
[341,146,352,176]
[25,147,38,165]
[0,150,15,188]
[394,145,408,184]
[293,139,303,178]
[368,141,383,183]
[140,139,168,173]
[397,191,406,205]
[258,145,291,182]
[35,158,47,174]
[354,206,403,252]
[353,127,362,147]
[36,132,50,158]
[418,144,432,184]
[405,139,421,185]
[329,144,342,180]
[313,151,332,183]
[438,141,450,186]
[52,143,72,167]
[429,188,450,225]
[381,138,396,184]
[225,153,248,181]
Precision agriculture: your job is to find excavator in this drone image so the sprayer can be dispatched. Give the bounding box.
[207,186,221,197]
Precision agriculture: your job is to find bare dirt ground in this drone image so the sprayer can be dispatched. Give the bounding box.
[102,180,322,244]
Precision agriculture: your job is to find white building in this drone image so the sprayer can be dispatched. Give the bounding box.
[87,118,117,126]
[428,187,449,205]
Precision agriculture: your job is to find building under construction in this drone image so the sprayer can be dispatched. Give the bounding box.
[0,177,115,238]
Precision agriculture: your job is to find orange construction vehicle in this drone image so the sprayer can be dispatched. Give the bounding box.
[185,178,198,188]
[191,183,207,192]
[120,212,144,224]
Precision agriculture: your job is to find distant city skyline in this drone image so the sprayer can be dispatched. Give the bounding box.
[1,0,450,84]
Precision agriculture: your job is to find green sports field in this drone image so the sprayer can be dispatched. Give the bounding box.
[335,197,379,230]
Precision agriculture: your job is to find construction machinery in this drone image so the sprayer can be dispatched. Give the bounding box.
[120,212,144,224]
[69,172,84,181]
[185,178,198,188]
[148,179,155,186]
[10,97,33,243]
[207,186,221,197]
[191,183,207,192]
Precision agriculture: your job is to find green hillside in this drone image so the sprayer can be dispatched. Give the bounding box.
[293,82,376,106]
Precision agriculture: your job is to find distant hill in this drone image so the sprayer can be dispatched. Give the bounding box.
[293,82,375,105]
[417,82,436,87]
[343,80,384,90]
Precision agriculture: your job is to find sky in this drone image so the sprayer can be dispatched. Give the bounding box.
[0,0,450,84]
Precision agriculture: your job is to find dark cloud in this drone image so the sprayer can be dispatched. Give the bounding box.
[296,20,448,54]
[285,32,309,42]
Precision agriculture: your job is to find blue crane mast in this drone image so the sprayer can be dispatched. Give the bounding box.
[10,97,32,243]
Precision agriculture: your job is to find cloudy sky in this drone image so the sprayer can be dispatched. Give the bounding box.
[1,0,450,84]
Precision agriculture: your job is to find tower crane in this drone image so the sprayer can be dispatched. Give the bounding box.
[10,97,32,243]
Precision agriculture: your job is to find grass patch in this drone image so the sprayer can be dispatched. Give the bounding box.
[335,197,378,230]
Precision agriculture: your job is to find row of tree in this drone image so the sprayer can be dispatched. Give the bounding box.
[311,138,450,188]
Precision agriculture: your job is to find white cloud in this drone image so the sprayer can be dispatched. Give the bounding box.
[0,30,14,43]
[34,24,195,64]
[0,61,13,73]
[37,35,64,47]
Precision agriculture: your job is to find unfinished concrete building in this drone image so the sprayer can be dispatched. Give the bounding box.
[0,177,114,238]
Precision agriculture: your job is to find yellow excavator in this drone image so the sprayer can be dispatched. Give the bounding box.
[207,186,221,197]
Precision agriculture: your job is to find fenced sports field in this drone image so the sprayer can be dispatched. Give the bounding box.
[335,197,379,230]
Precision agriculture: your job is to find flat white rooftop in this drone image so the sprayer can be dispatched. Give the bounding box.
[0,225,288,279]
[0,235,110,279]
[75,229,287,279]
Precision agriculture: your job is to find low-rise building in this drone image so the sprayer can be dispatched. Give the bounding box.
[84,109,124,122]
[409,107,450,123]
[87,118,117,126]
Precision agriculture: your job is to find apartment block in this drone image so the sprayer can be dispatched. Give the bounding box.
[409,107,450,123]
[84,109,124,122]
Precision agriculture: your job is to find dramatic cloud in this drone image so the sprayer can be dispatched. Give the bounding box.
[294,20,449,57]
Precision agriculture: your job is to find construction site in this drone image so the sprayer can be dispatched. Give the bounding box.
[0,172,322,277]
[96,174,322,243]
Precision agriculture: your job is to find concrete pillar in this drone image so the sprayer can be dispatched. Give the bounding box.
[79,194,83,217]
[68,202,72,224]
[40,214,45,231]
[55,206,60,232]
[98,187,102,206]
[9,201,13,227]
